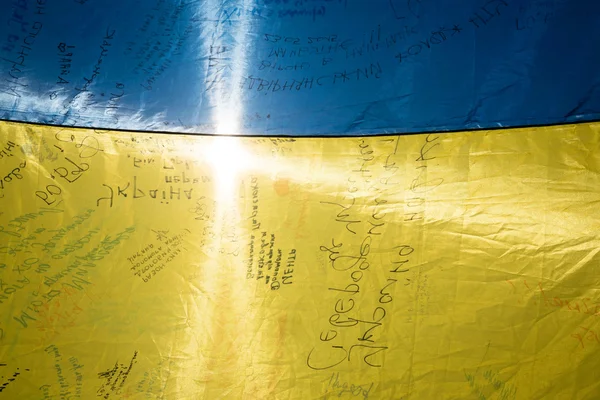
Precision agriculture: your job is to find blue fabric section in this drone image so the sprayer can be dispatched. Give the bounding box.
[0,0,599,135]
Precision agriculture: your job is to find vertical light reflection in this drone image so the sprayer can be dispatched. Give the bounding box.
[195,132,252,397]
[194,0,258,397]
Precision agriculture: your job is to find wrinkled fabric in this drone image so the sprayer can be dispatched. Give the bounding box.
[1,120,599,399]
[0,0,599,135]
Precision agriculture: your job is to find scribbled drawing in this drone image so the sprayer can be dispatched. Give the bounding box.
[475,340,491,375]
[389,0,406,19]
[389,0,423,19]
[408,0,424,17]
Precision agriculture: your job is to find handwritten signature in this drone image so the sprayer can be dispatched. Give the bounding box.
[322,372,373,399]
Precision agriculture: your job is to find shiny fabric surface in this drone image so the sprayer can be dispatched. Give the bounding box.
[0,120,599,398]
[0,1,599,135]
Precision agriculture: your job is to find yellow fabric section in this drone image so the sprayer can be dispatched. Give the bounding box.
[0,121,599,399]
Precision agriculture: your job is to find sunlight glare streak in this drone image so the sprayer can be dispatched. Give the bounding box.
[201,133,253,202]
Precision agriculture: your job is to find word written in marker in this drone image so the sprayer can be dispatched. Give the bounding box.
[0,141,18,160]
[322,372,373,399]
[97,351,138,398]
[571,326,600,349]
[97,177,193,207]
[0,366,30,393]
[0,161,26,197]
